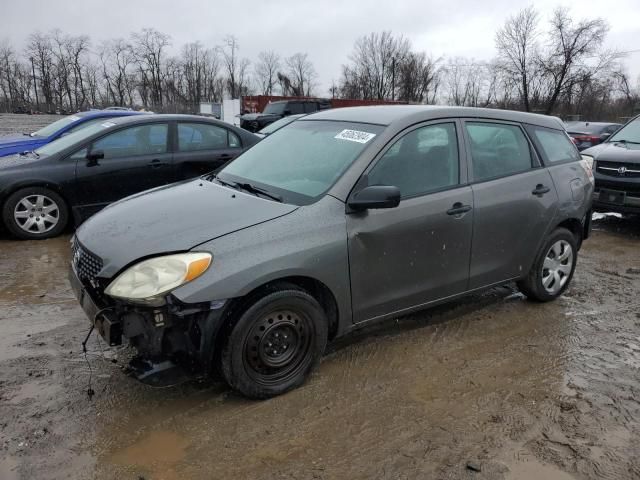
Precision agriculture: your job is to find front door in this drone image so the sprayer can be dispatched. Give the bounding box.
[347,121,474,323]
[463,120,559,289]
[74,122,172,214]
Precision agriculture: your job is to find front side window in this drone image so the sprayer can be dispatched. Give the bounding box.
[219,120,383,205]
[530,126,580,164]
[92,123,168,159]
[466,122,533,182]
[178,123,231,152]
[36,122,114,157]
[368,123,459,198]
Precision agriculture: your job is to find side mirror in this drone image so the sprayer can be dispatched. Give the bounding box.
[86,149,104,166]
[348,185,401,211]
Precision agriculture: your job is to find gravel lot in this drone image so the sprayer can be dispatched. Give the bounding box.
[0,113,639,480]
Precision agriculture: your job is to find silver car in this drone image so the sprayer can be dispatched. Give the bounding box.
[70,106,594,398]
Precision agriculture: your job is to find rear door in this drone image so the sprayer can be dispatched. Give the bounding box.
[74,122,172,212]
[347,121,474,322]
[172,122,244,180]
[463,120,559,289]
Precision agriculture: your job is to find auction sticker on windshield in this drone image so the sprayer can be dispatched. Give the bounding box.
[335,129,376,143]
[69,116,81,122]
[101,122,116,128]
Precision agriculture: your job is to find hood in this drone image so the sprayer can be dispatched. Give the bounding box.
[0,152,45,170]
[0,134,47,156]
[76,178,298,277]
[583,142,640,165]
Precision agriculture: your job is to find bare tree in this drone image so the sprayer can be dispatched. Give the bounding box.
[284,53,316,96]
[340,31,410,100]
[220,35,251,98]
[396,52,441,103]
[130,28,171,108]
[254,50,281,95]
[495,6,539,111]
[540,8,611,114]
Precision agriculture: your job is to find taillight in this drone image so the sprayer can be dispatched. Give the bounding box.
[573,135,601,144]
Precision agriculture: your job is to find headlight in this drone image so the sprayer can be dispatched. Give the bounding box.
[581,154,594,168]
[105,252,212,304]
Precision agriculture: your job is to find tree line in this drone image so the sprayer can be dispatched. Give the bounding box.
[0,6,638,120]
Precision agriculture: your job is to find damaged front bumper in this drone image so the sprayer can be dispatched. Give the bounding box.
[69,265,227,384]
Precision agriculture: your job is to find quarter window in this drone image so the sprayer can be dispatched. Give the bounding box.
[466,122,533,181]
[178,123,232,152]
[530,126,580,164]
[91,123,168,159]
[368,123,459,198]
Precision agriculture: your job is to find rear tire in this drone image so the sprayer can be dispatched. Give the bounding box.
[517,227,577,302]
[2,187,69,240]
[220,287,328,399]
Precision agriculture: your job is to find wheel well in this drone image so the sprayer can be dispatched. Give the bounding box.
[225,276,340,341]
[556,218,583,248]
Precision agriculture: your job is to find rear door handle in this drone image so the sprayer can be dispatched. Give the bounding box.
[532,184,551,196]
[148,159,168,168]
[446,202,472,216]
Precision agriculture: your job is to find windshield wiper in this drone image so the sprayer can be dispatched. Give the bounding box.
[612,139,640,145]
[235,182,283,202]
[19,150,39,158]
[209,175,283,202]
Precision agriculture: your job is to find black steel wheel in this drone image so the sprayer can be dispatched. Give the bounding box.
[220,287,328,399]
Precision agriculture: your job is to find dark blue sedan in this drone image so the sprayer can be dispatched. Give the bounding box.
[0,110,146,157]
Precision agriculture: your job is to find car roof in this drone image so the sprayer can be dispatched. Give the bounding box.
[304,105,565,130]
[79,110,145,119]
[100,113,235,126]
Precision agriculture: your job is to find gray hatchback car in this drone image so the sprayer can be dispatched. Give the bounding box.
[70,106,594,398]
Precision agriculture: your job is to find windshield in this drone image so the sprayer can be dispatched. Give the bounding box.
[258,115,303,135]
[218,120,383,205]
[609,118,640,143]
[263,103,286,115]
[32,114,85,137]
[35,121,116,157]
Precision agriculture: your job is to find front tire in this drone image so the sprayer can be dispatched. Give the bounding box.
[220,287,328,399]
[2,187,69,240]
[517,227,577,302]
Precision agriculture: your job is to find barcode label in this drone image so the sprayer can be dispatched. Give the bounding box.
[334,129,376,144]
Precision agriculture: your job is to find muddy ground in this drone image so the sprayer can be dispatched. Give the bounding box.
[0,113,639,480]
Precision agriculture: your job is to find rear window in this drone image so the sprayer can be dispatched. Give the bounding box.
[530,126,580,164]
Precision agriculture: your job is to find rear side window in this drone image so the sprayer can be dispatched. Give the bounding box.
[303,103,318,113]
[465,122,533,182]
[287,102,304,114]
[530,126,580,164]
[178,123,230,152]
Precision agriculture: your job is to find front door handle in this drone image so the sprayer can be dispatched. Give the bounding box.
[532,184,551,196]
[148,159,168,168]
[446,202,472,216]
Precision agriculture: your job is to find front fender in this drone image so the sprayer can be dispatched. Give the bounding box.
[172,195,352,327]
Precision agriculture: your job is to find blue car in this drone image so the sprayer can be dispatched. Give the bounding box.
[0,110,146,157]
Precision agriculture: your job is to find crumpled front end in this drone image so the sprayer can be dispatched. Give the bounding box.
[69,237,228,383]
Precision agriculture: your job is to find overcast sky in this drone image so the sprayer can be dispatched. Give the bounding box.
[2,0,639,95]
